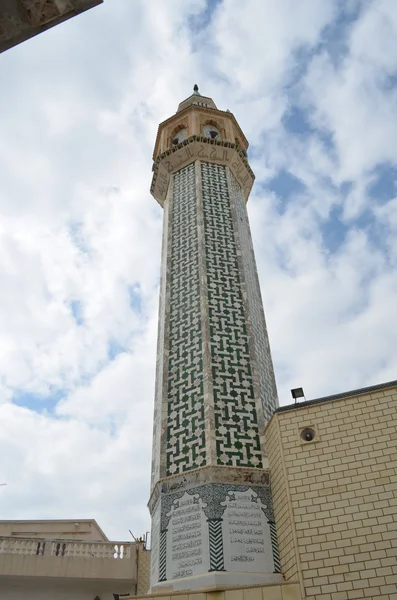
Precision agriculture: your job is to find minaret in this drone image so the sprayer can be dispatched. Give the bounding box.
[148,87,281,591]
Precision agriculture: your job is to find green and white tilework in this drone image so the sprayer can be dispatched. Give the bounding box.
[166,163,206,475]
[230,172,278,424]
[157,161,280,478]
[201,162,263,468]
[150,159,281,589]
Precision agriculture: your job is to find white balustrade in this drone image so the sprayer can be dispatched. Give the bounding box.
[0,537,132,560]
[0,538,44,555]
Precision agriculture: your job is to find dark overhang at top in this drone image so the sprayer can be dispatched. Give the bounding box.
[0,0,103,54]
[276,378,397,413]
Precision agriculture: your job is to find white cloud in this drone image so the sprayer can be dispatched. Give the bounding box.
[301,1,397,183]
[0,0,396,540]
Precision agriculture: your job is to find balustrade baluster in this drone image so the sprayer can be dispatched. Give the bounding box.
[0,537,133,559]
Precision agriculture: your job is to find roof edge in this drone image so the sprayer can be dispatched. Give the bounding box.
[276,378,397,413]
[0,519,109,541]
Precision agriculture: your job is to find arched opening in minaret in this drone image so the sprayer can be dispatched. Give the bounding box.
[203,118,220,130]
[170,123,188,147]
[202,118,225,142]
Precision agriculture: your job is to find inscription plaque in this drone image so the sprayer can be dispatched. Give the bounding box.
[166,492,210,580]
[222,489,275,573]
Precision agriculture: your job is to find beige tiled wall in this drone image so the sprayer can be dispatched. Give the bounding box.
[266,386,397,600]
[126,583,301,600]
[265,417,299,583]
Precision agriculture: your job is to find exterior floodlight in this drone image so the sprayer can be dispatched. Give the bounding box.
[291,387,305,403]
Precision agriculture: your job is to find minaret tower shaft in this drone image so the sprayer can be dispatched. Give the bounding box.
[148,88,281,591]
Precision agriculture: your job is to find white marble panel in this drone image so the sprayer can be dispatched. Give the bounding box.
[221,488,275,573]
[165,492,210,580]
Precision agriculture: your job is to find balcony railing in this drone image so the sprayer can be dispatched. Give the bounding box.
[0,536,132,560]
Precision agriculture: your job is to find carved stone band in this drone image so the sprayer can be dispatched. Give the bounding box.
[148,465,270,514]
[151,137,255,206]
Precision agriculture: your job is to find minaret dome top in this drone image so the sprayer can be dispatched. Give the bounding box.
[177,86,217,112]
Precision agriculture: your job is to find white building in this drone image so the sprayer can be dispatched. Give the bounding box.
[0,519,150,599]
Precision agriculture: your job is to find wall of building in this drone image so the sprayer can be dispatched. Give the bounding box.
[265,415,299,584]
[0,519,108,540]
[0,550,136,581]
[0,581,125,600]
[126,582,301,600]
[136,546,151,595]
[266,384,397,600]
[0,528,141,599]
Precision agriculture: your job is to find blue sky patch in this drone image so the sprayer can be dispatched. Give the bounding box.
[317,1,364,69]
[368,163,397,204]
[68,222,91,256]
[128,284,142,314]
[12,389,64,413]
[321,205,348,254]
[69,300,84,325]
[283,105,314,136]
[265,170,306,204]
[188,0,223,34]
[108,340,127,361]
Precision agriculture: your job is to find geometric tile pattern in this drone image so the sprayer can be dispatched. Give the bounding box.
[201,162,263,469]
[208,519,225,571]
[151,201,170,488]
[166,163,206,475]
[230,173,278,423]
[149,153,284,589]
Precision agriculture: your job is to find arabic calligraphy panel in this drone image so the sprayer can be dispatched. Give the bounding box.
[222,488,275,573]
[166,491,210,580]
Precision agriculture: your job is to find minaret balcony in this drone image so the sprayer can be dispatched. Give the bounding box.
[151,136,255,206]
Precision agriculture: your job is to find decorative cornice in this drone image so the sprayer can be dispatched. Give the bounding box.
[148,465,269,514]
[151,136,254,206]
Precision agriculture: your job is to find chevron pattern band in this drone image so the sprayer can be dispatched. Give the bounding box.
[269,521,281,573]
[208,519,225,572]
[159,530,167,581]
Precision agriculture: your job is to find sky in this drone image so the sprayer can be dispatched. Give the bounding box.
[0,0,397,541]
